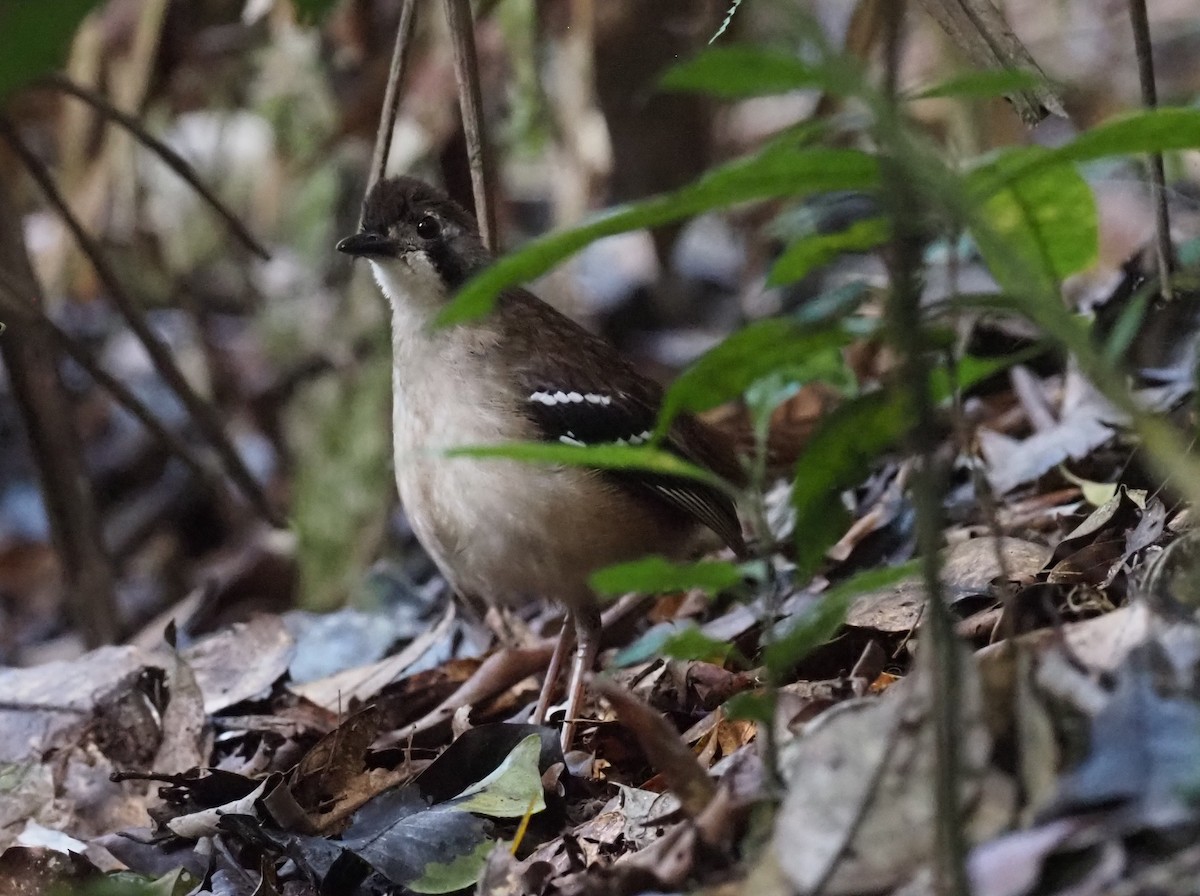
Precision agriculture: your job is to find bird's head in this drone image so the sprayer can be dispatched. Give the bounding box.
[337,176,488,312]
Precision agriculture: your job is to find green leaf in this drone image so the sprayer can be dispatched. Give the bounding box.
[768,217,890,286]
[445,442,729,491]
[792,280,874,326]
[930,346,1049,401]
[660,319,854,428]
[661,46,847,99]
[913,68,1042,101]
[589,555,742,597]
[612,624,679,667]
[291,0,341,23]
[764,561,919,679]
[967,147,1097,291]
[1056,107,1200,164]
[452,734,546,818]
[611,622,737,667]
[440,146,880,325]
[724,691,774,724]
[660,626,736,664]
[1101,284,1152,365]
[0,0,103,99]
[788,350,1031,579]
[407,839,495,895]
[976,109,1200,194]
[791,388,911,578]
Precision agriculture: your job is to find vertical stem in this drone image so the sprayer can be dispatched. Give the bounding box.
[1127,0,1175,299]
[879,4,968,895]
[0,180,119,647]
[443,0,499,251]
[368,0,419,196]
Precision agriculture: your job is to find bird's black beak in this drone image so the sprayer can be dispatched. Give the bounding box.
[336,232,394,257]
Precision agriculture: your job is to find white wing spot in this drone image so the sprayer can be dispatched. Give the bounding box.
[559,432,586,447]
[531,390,611,406]
[614,430,651,446]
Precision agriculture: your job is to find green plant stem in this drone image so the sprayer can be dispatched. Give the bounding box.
[879,5,969,895]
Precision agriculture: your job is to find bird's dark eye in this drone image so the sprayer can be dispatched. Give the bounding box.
[416,215,441,239]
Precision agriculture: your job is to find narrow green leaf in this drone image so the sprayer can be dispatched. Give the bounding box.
[660,320,854,429]
[792,280,874,326]
[791,388,910,578]
[661,46,841,99]
[1101,287,1152,365]
[445,442,729,491]
[930,346,1049,401]
[913,68,1041,101]
[0,0,103,99]
[1056,107,1200,164]
[768,217,890,286]
[975,109,1200,195]
[611,622,737,667]
[439,147,880,325]
[612,623,683,667]
[764,561,919,679]
[660,627,736,664]
[589,556,742,597]
[789,351,1033,578]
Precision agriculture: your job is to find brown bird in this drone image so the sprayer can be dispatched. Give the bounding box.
[337,177,745,749]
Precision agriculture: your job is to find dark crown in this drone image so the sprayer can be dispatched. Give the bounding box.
[362,176,478,235]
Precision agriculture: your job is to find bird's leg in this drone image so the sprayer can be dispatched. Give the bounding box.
[560,603,602,752]
[531,620,572,725]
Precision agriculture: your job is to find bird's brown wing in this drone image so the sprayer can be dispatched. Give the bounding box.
[498,288,746,555]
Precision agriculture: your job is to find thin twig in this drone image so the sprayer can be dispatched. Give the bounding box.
[1127,0,1175,300]
[368,0,419,196]
[41,74,270,261]
[880,5,969,895]
[0,116,282,527]
[442,0,498,251]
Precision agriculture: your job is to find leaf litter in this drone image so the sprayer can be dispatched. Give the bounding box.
[5,191,1200,896]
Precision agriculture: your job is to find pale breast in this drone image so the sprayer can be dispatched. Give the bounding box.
[389,329,697,607]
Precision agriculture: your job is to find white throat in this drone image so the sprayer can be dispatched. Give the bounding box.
[368,256,446,334]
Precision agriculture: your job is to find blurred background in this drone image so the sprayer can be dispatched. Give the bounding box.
[1,0,1199,667]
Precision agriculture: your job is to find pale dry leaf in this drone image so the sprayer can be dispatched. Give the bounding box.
[773,640,990,895]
